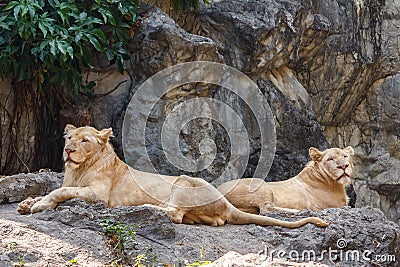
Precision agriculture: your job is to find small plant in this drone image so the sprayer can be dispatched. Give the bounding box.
[9,242,26,267]
[134,254,147,267]
[185,247,212,267]
[139,246,165,267]
[100,218,137,252]
[100,218,168,266]
[109,259,123,267]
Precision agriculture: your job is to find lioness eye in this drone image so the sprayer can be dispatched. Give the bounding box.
[328,158,334,161]
[67,136,71,140]
[344,155,348,158]
[82,138,89,142]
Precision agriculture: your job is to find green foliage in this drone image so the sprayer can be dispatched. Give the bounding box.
[101,219,167,266]
[171,0,211,12]
[9,242,26,267]
[137,246,165,267]
[100,218,137,251]
[0,0,139,94]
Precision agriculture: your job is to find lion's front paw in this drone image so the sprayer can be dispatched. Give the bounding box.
[30,199,57,213]
[17,197,43,215]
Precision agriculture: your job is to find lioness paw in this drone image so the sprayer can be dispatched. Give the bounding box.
[17,197,43,215]
[30,199,57,213]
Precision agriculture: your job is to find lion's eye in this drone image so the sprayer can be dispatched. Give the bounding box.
[82,138,89,143]
[344,155,348,158]
[67,136,71,140]
[328,158,334,161]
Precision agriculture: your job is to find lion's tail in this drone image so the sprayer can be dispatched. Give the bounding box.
[228,208,328,228]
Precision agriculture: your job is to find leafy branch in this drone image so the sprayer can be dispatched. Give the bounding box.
[0,0,139,94]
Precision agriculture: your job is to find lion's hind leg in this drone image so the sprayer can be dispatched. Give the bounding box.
[164,208,187,224]
[182,213,200,224]
[197,214,218,226]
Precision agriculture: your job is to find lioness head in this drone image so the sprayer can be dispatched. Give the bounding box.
[63,124,113,168]
[309,146,354,185]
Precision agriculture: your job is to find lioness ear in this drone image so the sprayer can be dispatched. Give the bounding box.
[309,147,323,162]
[343,146,354,155]
[64,124,77,136]
[97,128,113,144]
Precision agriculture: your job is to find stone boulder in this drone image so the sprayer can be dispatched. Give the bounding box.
[0,171,63,203]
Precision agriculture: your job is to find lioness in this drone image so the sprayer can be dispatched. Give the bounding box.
[18,125,328,228]
[217,147,354,214]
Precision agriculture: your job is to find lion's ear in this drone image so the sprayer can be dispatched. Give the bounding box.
[309,147,323,162]
[343,146,354,155]
[64,124,77,135]
[97,128,114,144]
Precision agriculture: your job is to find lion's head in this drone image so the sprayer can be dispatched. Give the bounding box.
[309,146,354,185]
[63,124,113,168]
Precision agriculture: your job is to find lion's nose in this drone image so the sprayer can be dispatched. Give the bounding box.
[65,148,75,154]
[338,164,349,170]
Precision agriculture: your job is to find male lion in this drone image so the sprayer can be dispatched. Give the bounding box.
[217,147,354,214]
[18,125,328,228]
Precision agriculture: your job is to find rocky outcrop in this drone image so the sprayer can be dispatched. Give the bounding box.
[0,171,63,203]
[1,199,398,267]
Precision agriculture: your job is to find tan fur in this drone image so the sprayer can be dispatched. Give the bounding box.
[18,125,328,228]
[218,147,354,214]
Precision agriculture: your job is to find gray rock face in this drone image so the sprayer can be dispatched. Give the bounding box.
[169,0,400,221]
[0,171,63,203]
[325,73,400,224]
[1,199,398,266]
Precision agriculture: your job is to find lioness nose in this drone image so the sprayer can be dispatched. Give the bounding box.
[65,148,75,154]
[338,164,349,170]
